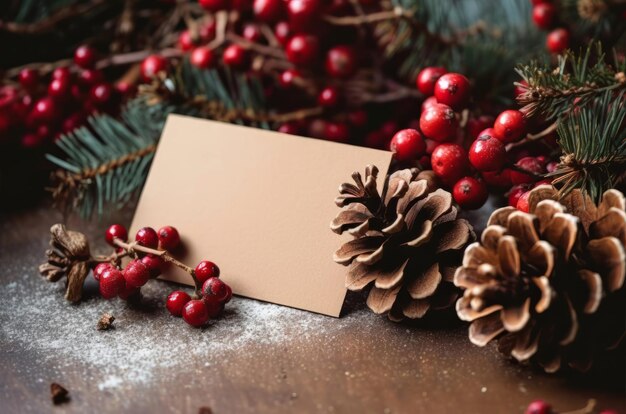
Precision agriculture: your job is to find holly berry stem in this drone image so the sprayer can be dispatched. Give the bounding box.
[111,238,202,295]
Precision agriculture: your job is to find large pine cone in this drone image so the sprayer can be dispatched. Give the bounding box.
[331,166,475,321]
[454,185,625,372]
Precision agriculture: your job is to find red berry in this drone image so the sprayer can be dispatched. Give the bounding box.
[467,116,494,140]
[21,133,46,149]
[135,226,159,248]
[202,277,230,302]
[389,129,426,162]
[105,224,128,246]
[482,169,512,189]
[222,44,248,68]
[508,184,529,207]
[141,254,165,278]
[158,225,181,250]
[243,24,262,42]
[118,284,140,300]
[253,0,284,22]
[178,30,196,51]
[48,77,72,101]
[415,66,447,95]
[525,400,552,414]
[123,259,151,288]
[18,68,40,90]
[202,294,224,318]
[140,55,168,81]
[493,110,526,143]
[324,121,350,143]
[364,130,386,149]
[421,96,438,112]
[93,263,112,281]
[279,69,301,88]
[511,156,544,184]
[167,290,192,317]
[419,103,458,142]
[546,161,558,173]
[78,69,104,87]
[278,122,301,134]
[286,35,319,66]
[318,86,339,107]
[99,268,125,299]
[52,67,72,81]
[182,299,210,327]
[200,21,216,42]
[90,83,118,108]
[468,132,506,171]
[532,4,556,29]
[115,81,137,97]
[190,47,215,69]
[307,118,327,139]
[431,143,468,183]
[274,21,291,46]
[453,177,488,210]
[515,80,529,98]
[287,0,321,29]
[74,45,98,69]
[199,0,226,11]
[223,285,233,303]
[325,45,357,79]
[434,73,470,110]
[195,260,221,284]
[31,97,58,124]
[546,28,569,54]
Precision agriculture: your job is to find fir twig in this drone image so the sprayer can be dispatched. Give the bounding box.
[549,90,626,202]
[515,43,626,119]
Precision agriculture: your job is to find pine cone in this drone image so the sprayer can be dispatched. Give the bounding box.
[39,224,92,302]
[454,185,625,372]
[331,166,475,321]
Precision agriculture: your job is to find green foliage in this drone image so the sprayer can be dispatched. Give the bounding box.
[552,90,626,202]
[386,0,542,104]
[47,61,268,218]
[516,43,626,120]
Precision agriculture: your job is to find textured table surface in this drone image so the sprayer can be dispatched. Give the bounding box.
[0,204,624,414]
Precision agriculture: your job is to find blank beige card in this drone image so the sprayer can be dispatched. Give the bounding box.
[131,115,392,317]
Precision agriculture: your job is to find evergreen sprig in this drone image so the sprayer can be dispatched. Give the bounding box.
[47,61,268,218]
[381,0,541,103]
[550,90,626,202]
[515,43,626,120]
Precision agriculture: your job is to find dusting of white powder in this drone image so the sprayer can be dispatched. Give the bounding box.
[0,269,372,390]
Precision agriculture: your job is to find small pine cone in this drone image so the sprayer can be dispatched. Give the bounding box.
[331,166,475,321]
[455,185,625,372]
[39,224,92,302]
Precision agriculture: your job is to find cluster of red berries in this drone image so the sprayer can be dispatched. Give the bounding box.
[185,0,362,144]
[166,264,232,328]
[0,45,137,150]
[388,66,553,211]
[96,223,231,328]
[530,0,570,54]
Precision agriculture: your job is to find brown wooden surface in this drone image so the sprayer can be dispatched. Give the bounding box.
[0,204,624,414]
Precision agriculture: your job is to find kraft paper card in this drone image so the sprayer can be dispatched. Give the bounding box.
[131,115,392,317]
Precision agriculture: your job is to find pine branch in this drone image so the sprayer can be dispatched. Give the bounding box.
[515,43,626,119]
[46,62,272,218]
[549,90,626,202]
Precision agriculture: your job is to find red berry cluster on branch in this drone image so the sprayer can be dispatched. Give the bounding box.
[99,224,231,328]
[388,66,556,211]
[530,0,570,54]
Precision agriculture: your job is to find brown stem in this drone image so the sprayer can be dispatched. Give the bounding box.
[508,164,544,181]
[112,238,202,294]
[225,33,287,60]
[506,122,558,151]
[323,7,411,25]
